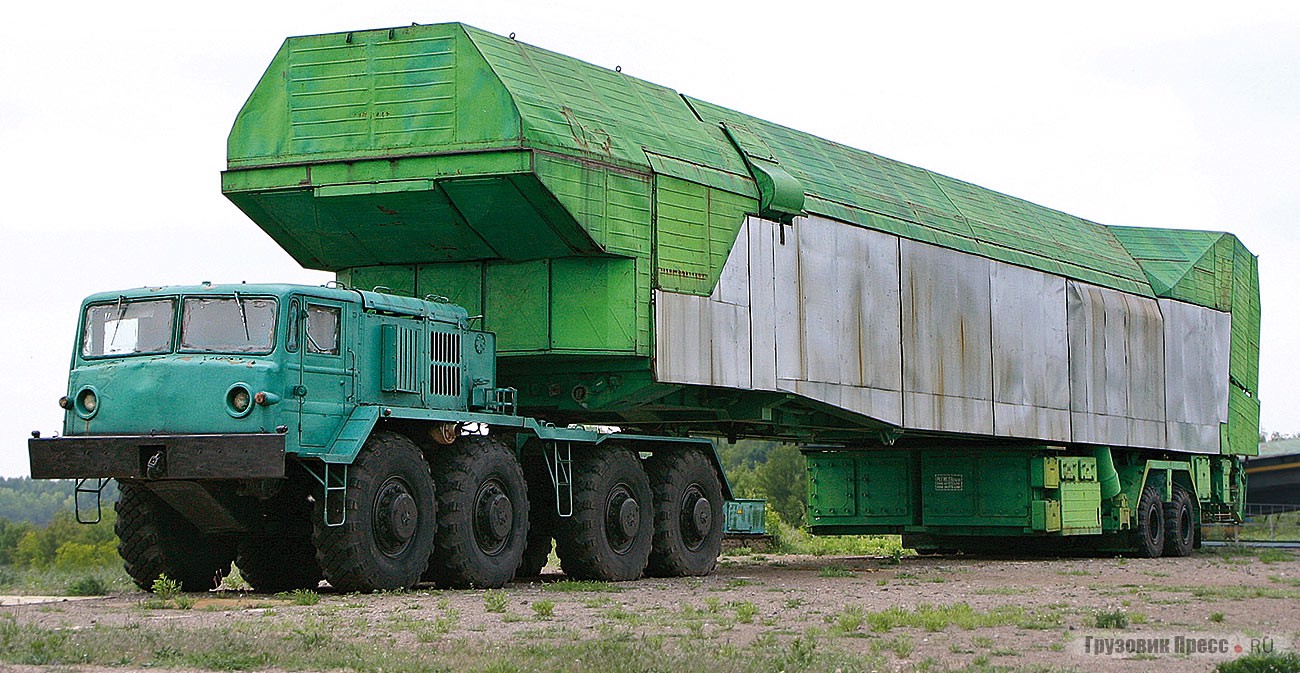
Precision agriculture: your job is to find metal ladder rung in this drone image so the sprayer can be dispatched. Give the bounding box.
[74,478,112,524]
[545,442,574,518]
[302,462,349,527]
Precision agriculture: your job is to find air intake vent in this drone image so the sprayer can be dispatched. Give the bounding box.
[380,324,421,393]
[430,331,462,398]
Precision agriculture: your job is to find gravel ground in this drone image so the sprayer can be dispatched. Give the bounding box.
[3,548,1298,673]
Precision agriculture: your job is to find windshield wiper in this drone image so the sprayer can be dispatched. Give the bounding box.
[109,295,127,345]
[233,292,250,342]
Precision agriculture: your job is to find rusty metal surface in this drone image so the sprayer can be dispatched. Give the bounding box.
[900,239,994,435]
[655,216,1236,452]
[1161,298,1232,453]
[990,262,1071,441]
[28,433,286,480]
[1066,282,1167,448]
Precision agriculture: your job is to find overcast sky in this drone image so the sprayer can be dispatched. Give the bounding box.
[2,2,1297,476]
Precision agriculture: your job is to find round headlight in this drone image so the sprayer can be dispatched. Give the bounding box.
[75,388,98,419]
[226,384,252,418]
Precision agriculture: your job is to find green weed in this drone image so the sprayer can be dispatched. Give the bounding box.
[531,599,556,619]
[1093,610,1130,629]
[483,589,509,613]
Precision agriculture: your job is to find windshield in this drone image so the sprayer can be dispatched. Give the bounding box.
[181,296,277,354]
[82,298,176,357]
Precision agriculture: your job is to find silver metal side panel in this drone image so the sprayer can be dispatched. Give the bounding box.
[654,291,713,387]
[990,262,1070,441]
[1161,298,1231,453]
[656,216,904,425]
[1066,282,1166,448]
[748,217,779,390]
[900,239,994,435]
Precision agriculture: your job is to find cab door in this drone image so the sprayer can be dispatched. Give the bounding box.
[292,297,351,449]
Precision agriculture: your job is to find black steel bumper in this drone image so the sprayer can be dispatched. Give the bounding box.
[28,433,286,480]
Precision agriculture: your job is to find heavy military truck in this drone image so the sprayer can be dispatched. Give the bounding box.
[31,23,1259,589]
[31,284,738,591]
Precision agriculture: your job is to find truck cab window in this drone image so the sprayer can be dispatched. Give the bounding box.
[286,298,300,353]
[305,305,340,355]
[81,298,176,358]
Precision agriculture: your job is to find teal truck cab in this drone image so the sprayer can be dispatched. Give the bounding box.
[30,283,742,592]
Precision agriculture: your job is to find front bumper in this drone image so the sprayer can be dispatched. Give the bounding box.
[28,433,286,480]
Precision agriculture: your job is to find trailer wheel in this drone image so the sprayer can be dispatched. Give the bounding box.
[114,482,236,592]
[426,435,529,588]
[312,432,436,593]
[644,450,724,577]
[1162,488,1196,557]
[1131,486,1165,558]
[555,448,653,581]
[516,443,556,578]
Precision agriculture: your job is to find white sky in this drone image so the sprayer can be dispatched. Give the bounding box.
[2,2,1297,476]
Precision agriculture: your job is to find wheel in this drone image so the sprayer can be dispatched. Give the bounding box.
[426,435,529,588]
[1162,488,1196,557]
[516,442,557,578]
[555,447,653,581]
[114,482,236,592]
[312,432,436,593]
[1131,485,1165,558]
[644,450,724,577]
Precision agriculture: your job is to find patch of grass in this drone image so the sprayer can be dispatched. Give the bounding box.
[817,564,854,578]
[483,589,509,613]
[531,599,556,619]
[1209,611,1226,623]
[1269,575,1300,587]
[864,602,1037,633]
[1216,651,1300,673]
[1258,549,1295,564]
[542,580,620,593]
[280,588,320,606]
[1093,610,1130,629]
[830,605,865,633]
[65,575,108,596]
[730,601,757,624]
[151,575,182,600]
[869,633,914,659]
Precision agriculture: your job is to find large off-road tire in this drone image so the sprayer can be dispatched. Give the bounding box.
[114,482,236,592]
[426,436,530,588]
[516,442,557,578]
[555,448,653,581]
[1162,487,1196,557]
[644,450,724,577]
[312,432,436,593]
[1131,485,1165,558]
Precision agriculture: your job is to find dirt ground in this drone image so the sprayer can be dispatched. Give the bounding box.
[4,548,1298,673]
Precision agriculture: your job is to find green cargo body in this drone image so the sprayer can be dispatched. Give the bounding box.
[223,23,1259,461]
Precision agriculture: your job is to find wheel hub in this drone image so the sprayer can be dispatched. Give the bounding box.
[605,484,640,554]
[679,485,711,550]
[473,479,514,556]
[373,478,418,557]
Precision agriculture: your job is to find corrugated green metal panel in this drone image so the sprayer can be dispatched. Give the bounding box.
[654,176,757,295]
[1228,387,1260,457]
[462,26,754,192]
[684,96,1153,296]
[229,25,523,168]
[1231,243,1261,393]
